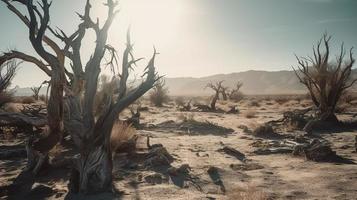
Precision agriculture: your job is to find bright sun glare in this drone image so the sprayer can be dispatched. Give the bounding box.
[110,0,185,47]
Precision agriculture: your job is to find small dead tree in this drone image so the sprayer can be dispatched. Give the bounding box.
[206,81,224,110]
[1,0,159,194]
[293,34,356,131]
[149,78,169,107]
[229,81,244,102]
[0,60,18,107]
[31,80,49,100]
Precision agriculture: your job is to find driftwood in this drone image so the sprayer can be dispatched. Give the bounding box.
[218,146,246,162]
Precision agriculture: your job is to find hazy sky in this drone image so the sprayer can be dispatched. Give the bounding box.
[1,0,357,87]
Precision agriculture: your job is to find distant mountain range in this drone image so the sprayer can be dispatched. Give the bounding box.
[14,69,357,96]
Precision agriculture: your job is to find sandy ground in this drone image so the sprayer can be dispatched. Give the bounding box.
[1,98,357,200]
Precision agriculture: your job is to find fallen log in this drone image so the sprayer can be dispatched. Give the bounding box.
[218,146,246,162]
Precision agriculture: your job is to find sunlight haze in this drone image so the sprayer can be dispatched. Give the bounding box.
[0,0,356,87]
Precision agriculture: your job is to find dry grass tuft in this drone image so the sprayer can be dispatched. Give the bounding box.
[228,185,269,200]
[110,121,137,152]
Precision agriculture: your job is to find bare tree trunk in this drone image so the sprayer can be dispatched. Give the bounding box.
[211,93,219,110]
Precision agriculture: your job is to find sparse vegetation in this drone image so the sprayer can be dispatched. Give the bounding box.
[149,79,170,107]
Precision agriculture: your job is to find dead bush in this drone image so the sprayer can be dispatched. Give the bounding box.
[21,96,36,104]
[252,124,275,137]
[149,79,169,107]
[228,185,268,200]
[174,96,185,107]
[110,121,137,153]
[243,110,257,118]
[275,97,289,105]
[230,91,245,102]
[248,100,260,107]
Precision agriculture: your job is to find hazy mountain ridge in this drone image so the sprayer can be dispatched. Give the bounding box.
[14,69,357,96]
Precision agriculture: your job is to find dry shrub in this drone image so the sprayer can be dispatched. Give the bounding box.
[21,96,36,104]
[248,100,260,107]
[174,97,185,107]
[274,97,290,105]
[110,121,137,152]
[39,94,46,102]
[2,103,20,113]
[252,124,275,137]
[243,110,256,118]
[228,185,268,200]
[149,79,169,107]
[0,92,13,108]
[230,91,245,102]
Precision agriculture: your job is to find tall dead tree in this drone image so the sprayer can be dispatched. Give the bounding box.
[206,81,224,110]
[293,34,356,130]
[1,0,159,194]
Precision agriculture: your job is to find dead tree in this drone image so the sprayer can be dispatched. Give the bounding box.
[293,34,356,132]
[206,81,224,110]
[1,0,67,175]
[1,0,159,194]
[149,78,169,107]
[229,81,244,102]
[220,86,229,101]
